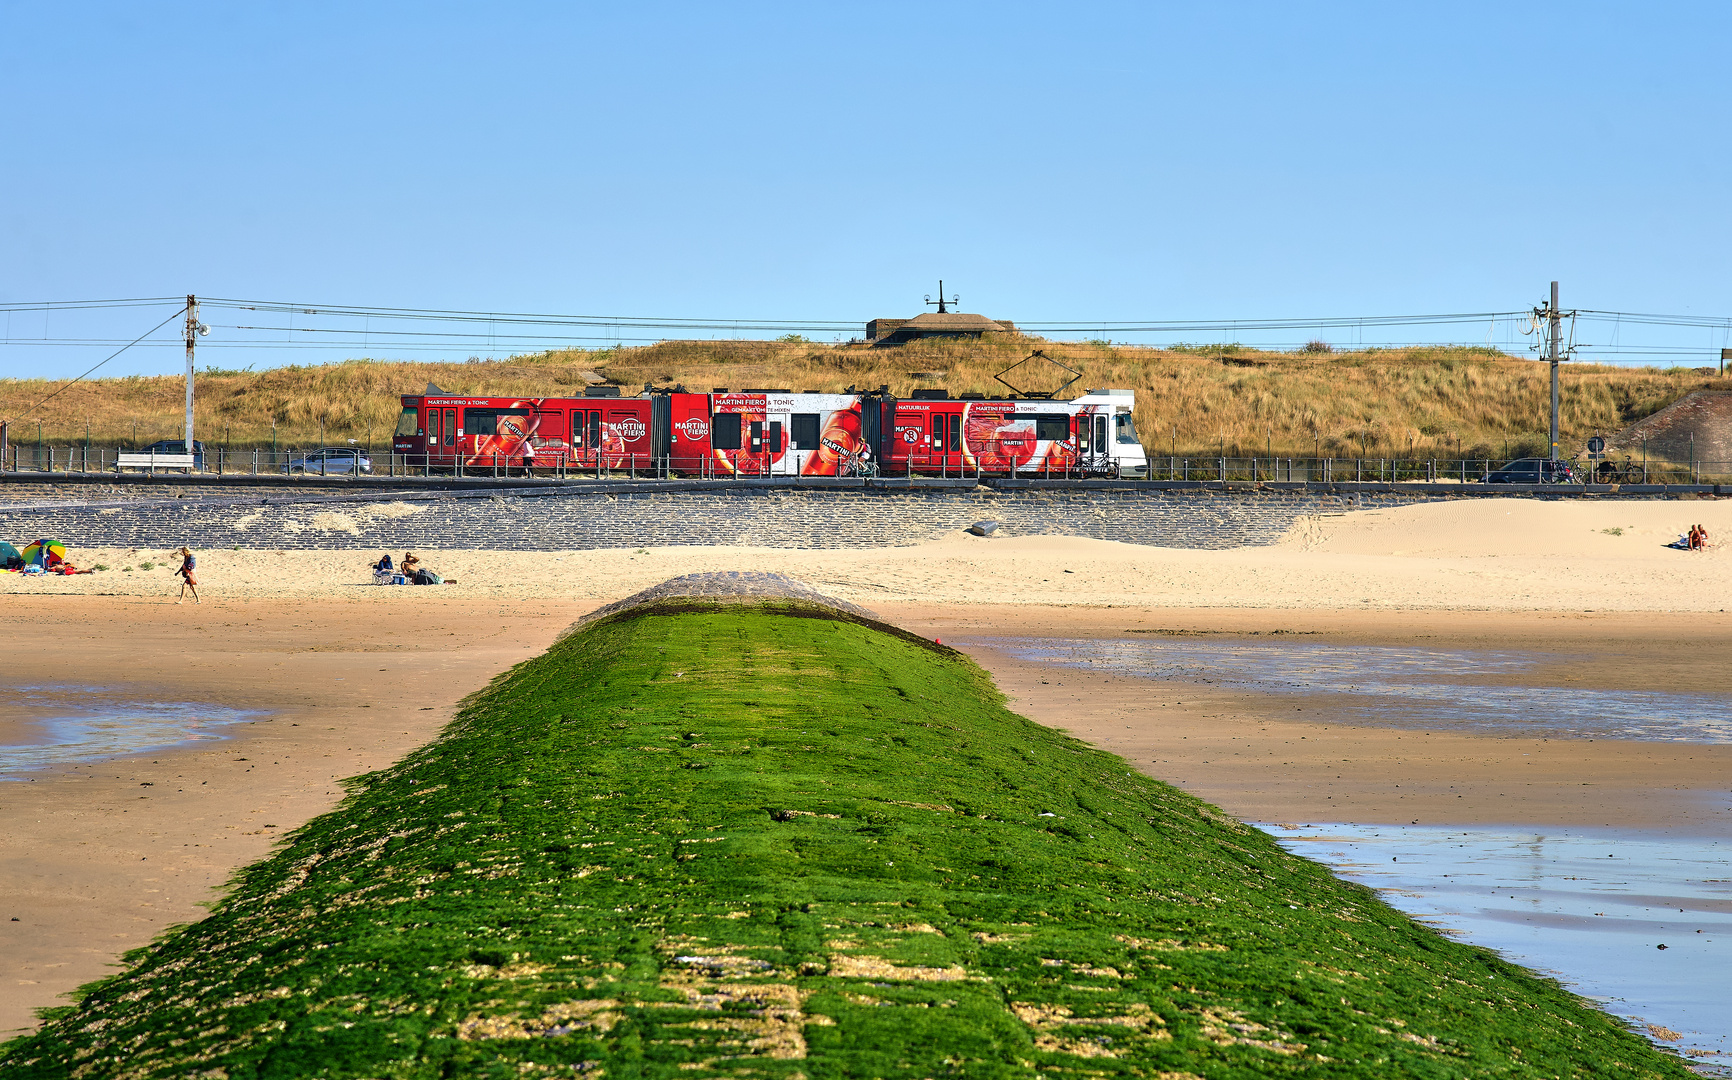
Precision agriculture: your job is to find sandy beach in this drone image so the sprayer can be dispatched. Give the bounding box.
[2,496,1730,1037]
[5,495,1730,610]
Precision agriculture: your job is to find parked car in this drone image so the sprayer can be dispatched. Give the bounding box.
[139,439,206,469]
[1483,457,1576,484]
[285,447,373,475]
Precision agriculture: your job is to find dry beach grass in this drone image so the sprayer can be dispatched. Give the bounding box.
[1,338,1727,460]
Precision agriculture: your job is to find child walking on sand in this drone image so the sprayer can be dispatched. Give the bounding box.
[175,547,200,604]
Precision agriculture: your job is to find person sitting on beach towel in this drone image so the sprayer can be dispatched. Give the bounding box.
[401,552,420,575]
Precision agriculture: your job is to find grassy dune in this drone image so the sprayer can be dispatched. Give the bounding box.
[1,337,1725,461]
[0,603,1690,1078]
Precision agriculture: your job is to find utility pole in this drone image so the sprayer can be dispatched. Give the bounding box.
[1551,280,1565,456]
[1532,282,1570,460]
[184,295,198,452]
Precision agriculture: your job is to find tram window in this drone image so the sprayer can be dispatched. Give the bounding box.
[395,406,420,437]
[791,413,820,450]
[712,412,742,450]
[947,414,962,451]
[1115,413,1141,444]
[426,410,441,443]
[443,410,456,445]
[467,408,529,436]
[588,411,601,448]
[570,412,584,447]
[1094,416,1107,453]
[749,420,764,452]
[1035,414,1071,442]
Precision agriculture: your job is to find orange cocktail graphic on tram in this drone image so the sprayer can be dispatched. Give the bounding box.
[962,408,1036,471]
[803,408,868,476]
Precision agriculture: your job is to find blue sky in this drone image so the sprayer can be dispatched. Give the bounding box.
[3,1,1729,377]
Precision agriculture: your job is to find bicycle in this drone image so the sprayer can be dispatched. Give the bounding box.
[1589,458,1645,485]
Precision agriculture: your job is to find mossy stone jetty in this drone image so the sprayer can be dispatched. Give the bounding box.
[1,576,1693,1078]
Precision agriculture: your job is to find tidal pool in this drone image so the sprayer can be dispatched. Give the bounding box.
[1263,823,1732,1069]
[0,684,264,779]
[978,636,1732,743]
[978,636,1732,1065]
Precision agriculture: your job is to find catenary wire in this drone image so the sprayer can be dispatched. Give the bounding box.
[7,305,188,419]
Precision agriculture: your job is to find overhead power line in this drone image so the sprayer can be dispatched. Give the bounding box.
[0,297,186,312]
[197,297,861,335]
[7,305,188,419]
[4,296,1732,368]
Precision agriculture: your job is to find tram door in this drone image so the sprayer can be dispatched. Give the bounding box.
[1091,413,1108,472]
[572,409,603,465]
[425,408,442,464]
[929,411,964,474]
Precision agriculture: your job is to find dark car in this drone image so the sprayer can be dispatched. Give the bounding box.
[140,439,206,470]
[1484,457,1576,484]
[285,447,373,475]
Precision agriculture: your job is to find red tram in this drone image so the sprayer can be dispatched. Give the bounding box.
[391,387,1147,478]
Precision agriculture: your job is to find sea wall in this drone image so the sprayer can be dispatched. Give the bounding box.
[0,486,1418,551]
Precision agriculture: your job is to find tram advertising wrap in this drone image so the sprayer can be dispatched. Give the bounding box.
[392,387,1146,478]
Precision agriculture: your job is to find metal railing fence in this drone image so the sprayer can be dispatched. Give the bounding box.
[1143,456,1732,486]
[0,446,1728,486]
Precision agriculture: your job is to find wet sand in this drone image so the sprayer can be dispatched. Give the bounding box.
[0,595,601,1038]
[889,604,1732,831]
[4,596,1731,1038]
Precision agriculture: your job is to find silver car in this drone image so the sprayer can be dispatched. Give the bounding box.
[285,447,373,475]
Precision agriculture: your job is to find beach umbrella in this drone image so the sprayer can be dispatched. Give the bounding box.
[21,539,66,567]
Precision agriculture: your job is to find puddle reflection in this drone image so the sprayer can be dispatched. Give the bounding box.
[1262,824,1732,1067]
[979,637,1732,743]
[0,685,264,778]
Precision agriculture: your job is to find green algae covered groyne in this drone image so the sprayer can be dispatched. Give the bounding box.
[1,581,1692,1078]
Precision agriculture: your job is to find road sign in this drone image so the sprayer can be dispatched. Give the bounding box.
[1587,435,1606,454]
